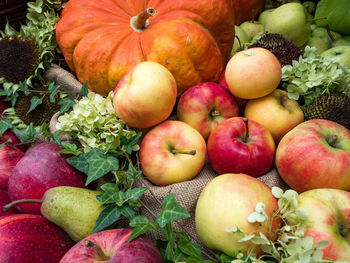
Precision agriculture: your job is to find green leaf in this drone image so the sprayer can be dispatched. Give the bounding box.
[27,96,43,114]
[121,132,142,154]
[125,162,142,181]
[129,216,158,242]
[66,151,91,174]
[85,149,119,185]
[48,82,60,103]
[120,205,135,219]
[100,183,115,192]
[125,187,147,202]
[81,81,88,97]
[92,204,121,233]
[58,142,82,155]
[58,97,75,113]
[156,194,190,228]
[97,190,125,206]
[0,118,12,136]
[177,232,202,259]
[0,139,12,150]
[52,130,61,145]
[165,238,176,261]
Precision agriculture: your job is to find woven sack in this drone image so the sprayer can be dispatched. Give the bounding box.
[46,64,290,261]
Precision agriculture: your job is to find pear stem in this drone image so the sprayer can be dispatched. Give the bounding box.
[3,198,42,212]
[235,35,242,50]
[325,25,336,43]
[243,118,249,143]
[170,148,196,155]
[130,8,156,31]
[307,16,327,23]
[85,240,109,261]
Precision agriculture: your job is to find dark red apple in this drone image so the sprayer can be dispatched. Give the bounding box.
[0,96,11,116]
[207,117,276,177]
[0,189,17,216]
[60,228,163,263]
[232,0,266,25]
[0,130,26,152]
[7,142,87,214]
[0,144,25,189]
[0,214,73,263]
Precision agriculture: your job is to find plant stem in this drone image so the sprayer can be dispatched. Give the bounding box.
[3,198,42,211]
[130,8,156,31]
[325,25,336,43]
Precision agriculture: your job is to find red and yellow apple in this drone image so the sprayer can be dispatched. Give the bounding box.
[60,229,162,263]
[0,144,25,189]
[244,89,304,143]
[207,117,276,177]
[276,119,350,193]
[139,120,206,186]
[296,188,350,261]
[195,173,280,257]
[225,47,281,99]
[113,61,177,129]
[176,82,239,140]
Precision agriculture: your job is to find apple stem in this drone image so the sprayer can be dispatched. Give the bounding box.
[243,118,249,143]
[130,8,156,31]
[210,109,221,118]
[325,25,336,43]
[2,198,43,212]
[170,148,196,155]
[327,134,338,148]
[85,240,110,261]
[235,35,242,50]
[340,222,350,237]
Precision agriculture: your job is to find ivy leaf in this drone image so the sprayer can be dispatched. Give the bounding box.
[0,118,12,136]
[125,162,142,181]
[66,151,91,174]
[120,205,135,219]
[13,123,38,142]
[58,142,82,156]
[100,183,115,192]
[129,216,159,242]
[52,130,61,145]
[81,81,88,97]
[156,194,190,228]
[48,82,60,103]
[27,96,43,114]
[121,132,142,154]
[97,190,125,206]
[58,97,75,113]
[85,148,119,185]
[92,204,121,233]
[0,139,12,150]
[177,232,202,259]
[125,187,147,202]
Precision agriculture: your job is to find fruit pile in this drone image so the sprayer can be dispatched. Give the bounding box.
[0,0,350,262]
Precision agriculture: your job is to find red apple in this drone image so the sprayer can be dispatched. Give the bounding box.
[296,188,350,261]
[113,61,177,129]
[60,228,162,263]
[207,117,276,177]
[176,82,239,140]
[7,142,87,214]
[0,189,17,216]
[232,0,266,25]
[225,47,281,99]
[218,71,248,115]
[0,96,11,116]
[139,120,207,186]
[0,214,73,263]
[195,173,280,257]
[276,119,350,193]
[0,130,26,152]
[0,144,25,189]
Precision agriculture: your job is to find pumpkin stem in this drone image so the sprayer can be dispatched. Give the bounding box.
[130,8,156,32]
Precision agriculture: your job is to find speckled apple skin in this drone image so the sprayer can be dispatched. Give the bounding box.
[60,229,163,263]
[0,214,73,263]
[0,144,25,189]
[7,142,87,214]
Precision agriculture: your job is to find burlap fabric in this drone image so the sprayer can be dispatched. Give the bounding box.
[46,64,289,261]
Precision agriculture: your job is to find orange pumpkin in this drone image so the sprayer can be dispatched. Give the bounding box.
[56,0,235,96]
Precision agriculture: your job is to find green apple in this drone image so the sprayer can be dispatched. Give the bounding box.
[321,46,350,68]
[239,21,264,40]
[258,9,275,25]
[332,39,350,47]
[305,36,329,54]
[231,26,251,56]
[344,35,350,42]
[302,1,316,15]
[312,27,342,48]
[264,2,311,47]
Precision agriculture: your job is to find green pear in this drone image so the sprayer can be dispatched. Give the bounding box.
[305,36,329,54]
[239,21,264,40]
[258,9,275,25]
[231,26,250,56]
[321,46,350,68]
[264,2,311,47]
[312,27,342,47]
[40,186,104,242]
[343,35,350,42]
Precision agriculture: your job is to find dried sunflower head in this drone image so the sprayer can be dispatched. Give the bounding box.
[0,35,40,83]
[249,33,302,66]
[14,87,60,126]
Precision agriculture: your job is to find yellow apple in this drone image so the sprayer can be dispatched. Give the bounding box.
[225,48,281,99]
[139,120,206,186]
[244,89,304,143]
[113,61,177,129]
